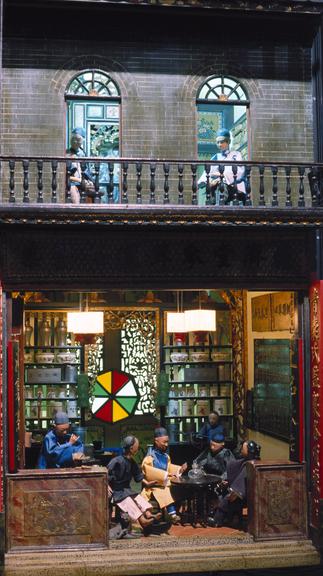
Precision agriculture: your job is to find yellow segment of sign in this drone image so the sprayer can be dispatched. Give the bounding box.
[113,400,129,422]
[96,371,112,394]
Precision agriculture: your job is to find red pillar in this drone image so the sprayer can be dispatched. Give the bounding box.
[309,281,323,529]
[0,283,3,514]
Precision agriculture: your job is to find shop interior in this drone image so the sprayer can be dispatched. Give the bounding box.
[7,288,297,472]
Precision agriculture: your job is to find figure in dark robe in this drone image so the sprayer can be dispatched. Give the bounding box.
[108,435,160,534]
[208,440,261,527]
[195,439,235,478]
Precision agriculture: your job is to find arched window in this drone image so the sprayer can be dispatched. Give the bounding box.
[65,70,121,201]
[66,70,120,97]
[196,75,249,161]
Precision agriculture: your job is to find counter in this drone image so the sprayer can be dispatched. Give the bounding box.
[6,466,108,552]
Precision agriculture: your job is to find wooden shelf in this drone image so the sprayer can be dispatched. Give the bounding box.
[163,344,232,350]
[169,380,232,385]
[24,346,82,350]
[25,417,80,421]
[25,363,80,367]
[164,415,233,419]
[163,361,232,366]
[170,396,231,400]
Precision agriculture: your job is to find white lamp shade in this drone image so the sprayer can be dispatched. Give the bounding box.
[184,309,216,332]
[166,312,186,333]
[67,311,104,334]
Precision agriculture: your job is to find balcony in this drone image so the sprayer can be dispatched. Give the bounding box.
[0,156,323,226]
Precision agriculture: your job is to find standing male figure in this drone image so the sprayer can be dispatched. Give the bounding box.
[198,128,246,205]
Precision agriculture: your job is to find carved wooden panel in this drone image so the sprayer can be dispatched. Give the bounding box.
[247,461,307,541]
[0,227,313,290]
[6,468,108,551]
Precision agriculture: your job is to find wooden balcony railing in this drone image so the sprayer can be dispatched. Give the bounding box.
[0,155,322,208]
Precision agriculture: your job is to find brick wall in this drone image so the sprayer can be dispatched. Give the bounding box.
[1,9,314,202]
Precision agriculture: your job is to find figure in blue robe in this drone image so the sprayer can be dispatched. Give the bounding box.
[37,411,84,469]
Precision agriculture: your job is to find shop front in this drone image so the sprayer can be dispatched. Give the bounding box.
[0,215,322,571]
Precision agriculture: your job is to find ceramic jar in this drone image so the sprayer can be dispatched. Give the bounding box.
[56,351,77,364]
[35,351,55,364]
[170,352,188,363]
[190,352,209,362]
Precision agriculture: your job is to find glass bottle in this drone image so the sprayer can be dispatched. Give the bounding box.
[47,386,55,419]
[67,386,77,418]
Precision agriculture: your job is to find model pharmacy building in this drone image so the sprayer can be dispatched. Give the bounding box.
[0,0,323,574]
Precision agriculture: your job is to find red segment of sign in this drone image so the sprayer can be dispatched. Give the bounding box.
[94,398,113,423]
[112,371,129,394]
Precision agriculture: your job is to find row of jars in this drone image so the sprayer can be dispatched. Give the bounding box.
[25,314,69,347]
[25,385,78,418]
[168,398,231,417]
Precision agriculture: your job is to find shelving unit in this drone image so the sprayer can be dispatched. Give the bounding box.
[162,317,234,444]
[24,311,82,432]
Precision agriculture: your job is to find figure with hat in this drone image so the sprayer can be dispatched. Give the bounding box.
[198,128,246,205]
[207,439,261,528]
[107,436,162,536]
[66,127,94,203]
[141,427,188,524]
[37,411,84,469]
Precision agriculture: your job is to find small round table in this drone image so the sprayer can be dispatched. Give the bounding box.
[171,474,221,527]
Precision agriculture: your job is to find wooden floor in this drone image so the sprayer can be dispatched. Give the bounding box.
[5,522,321,576]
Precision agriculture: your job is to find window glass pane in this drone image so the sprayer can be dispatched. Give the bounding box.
[197,75,248,101]
[66,70,120,97]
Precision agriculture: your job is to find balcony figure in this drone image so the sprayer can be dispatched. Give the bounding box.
[198,128,246,205]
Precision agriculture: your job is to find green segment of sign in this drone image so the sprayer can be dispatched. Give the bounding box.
[116,397,137,413]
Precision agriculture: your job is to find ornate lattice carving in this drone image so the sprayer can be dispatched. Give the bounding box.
[105,309,159,414]
[222,289,247,441]
[310,284,321,528]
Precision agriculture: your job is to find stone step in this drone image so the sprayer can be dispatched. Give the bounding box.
[5,538,320,576]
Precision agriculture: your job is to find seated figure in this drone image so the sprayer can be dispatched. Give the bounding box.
[208,440,261,528]
[37,411,84,469]
[141,427,187,524]
[195,439,235,478]
[196,411,225,447]
[108,435,160,535]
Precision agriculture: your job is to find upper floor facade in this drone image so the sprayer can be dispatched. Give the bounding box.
[1,0,323,226]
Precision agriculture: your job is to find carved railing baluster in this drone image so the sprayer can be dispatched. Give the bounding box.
[93,162,101,204]
[65,161,72,203]
[108,162,115,203]
[80,162,87,203]
[205,164,211,205]
[285,166,292,207]
[37,160,43,203]
[178,163,184,204]
[163,163,170,204]
[245,166,252,206]
[51,160,58,203]
[122,162,129,203]
[232,164,239,205]
[218,164,225,206]
[1,156,322,208]
[271,165,278,207]
[259,164,265,206]
[22,160,30,203]
[149,163,156,204]
[9,159,15,203]
[191,164,197,205]
[136,162,142,204]
[298,166,305,207]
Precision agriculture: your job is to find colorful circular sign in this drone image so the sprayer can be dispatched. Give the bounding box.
[91,370,139,424]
